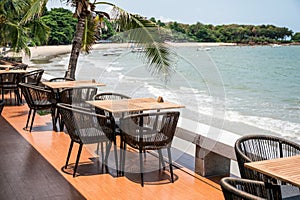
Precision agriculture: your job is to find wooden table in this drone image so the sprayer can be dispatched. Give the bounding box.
[244,155,300,188]
[0,69,28,74]
[86,97,185,113]
[42,80,105,89]
[0,64,17,70]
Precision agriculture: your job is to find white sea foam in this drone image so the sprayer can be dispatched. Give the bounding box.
[105,67,124,72]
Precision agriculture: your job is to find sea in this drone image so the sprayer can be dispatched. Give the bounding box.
[30,44,300,143]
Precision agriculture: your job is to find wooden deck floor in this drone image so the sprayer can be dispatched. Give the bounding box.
[0,103,225,200]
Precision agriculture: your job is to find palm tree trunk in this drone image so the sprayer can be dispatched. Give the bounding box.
[66,16,86,79]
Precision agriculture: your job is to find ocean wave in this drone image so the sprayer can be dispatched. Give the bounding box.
[105,67,124,72]
[226,110,300,137]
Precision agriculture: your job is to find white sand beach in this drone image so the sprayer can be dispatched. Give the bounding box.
[20,42,236,65]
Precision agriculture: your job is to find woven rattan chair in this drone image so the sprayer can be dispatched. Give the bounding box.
[93,93,134,163]
[11,63,28,70]
[49,77,75,82]
[47,77,75,128]
[57,103,118,177]
[19,83,56,132]
[21,69,44,85]
[58,87,97,131]
[220,177,281,200]
[59,86,97,106]
[235,135,300,183]
[0,100,4,115]
[0,72,22,105]
[235,135,300,199]
[93,92,134,128]
[120,111,180,186]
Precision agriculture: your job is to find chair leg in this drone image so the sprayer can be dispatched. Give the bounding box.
[104,141,112,165]
[25,108,32,130]
[65,141,74,169]
[113,142,119,174]
[73,143,83,177]
[158,149,166,170]
[50,107,57,131]
[139,148,144,187]
[59,119,65,132]
[14,89,21,105]
[29,109,36,132]
[167,147,174,183]
[121,142,127,176]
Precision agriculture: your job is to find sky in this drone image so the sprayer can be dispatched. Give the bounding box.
[47,0,300,33]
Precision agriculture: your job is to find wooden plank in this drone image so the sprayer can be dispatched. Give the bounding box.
[87,98,185,113]
[42,80,105,89]
[245,155,300,187]
[1,104,223,200]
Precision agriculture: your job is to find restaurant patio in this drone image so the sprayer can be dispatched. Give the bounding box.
[0,103,224,200]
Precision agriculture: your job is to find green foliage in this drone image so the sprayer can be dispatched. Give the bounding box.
[149,17,295,44]
[292,32,300,42]
[41,8,77,45]
[0,0,49,55]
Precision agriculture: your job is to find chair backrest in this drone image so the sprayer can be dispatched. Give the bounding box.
[93,92,132,117]
[94,92,131,101]
[220,177,280,200]
[57,103,115,144]
[120,111,180,149]
[11,64,28,70]
[0,100,4,115]
[235,135,300,181]
[21,69,44,85]
[59,87,97,107]
[0,72,21,87]
[19,83,54,108]
[49,77,75,82]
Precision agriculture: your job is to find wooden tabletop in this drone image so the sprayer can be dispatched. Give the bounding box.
[0,64,14,69]
[0,69,28,74]
[42,80,105,89]
[244,155,300,188]
[87,97,185,113]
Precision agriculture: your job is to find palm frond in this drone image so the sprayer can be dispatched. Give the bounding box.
[5,22,31,56]
[81,15,96,53]
[29,19,50,45]
[20,0,47,25]
[113,8,174,80]
[95,2,174,80]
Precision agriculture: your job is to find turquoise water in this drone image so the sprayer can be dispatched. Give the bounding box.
[35,45,300,141]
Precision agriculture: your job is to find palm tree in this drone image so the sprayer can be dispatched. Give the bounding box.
[1,0,173,80]
[66,1,173,80]
[0,0,49,56]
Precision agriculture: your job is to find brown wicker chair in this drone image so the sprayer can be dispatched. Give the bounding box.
[47,77,75,128]
[19,83,56,132]
[21,69,44,85]
[119,111,180,186]
[0,100,4,115]
[93,92,135,130]
[0,72,22,105]
[235,135,300,199]
[235,135,300,183]
[59,86,97,107]
[49,77,75,82]
[220,177,281,200]
[57,103,118,177]
[11,64,28,70]
[58,87,97,131]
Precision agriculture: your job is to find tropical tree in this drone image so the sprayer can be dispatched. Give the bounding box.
[65,1,173,80]
[1,0,173,81]
[41,8,77,45]
[0,0,50,56]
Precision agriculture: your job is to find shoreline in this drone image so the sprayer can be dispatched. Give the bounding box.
[22,42,236,65]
